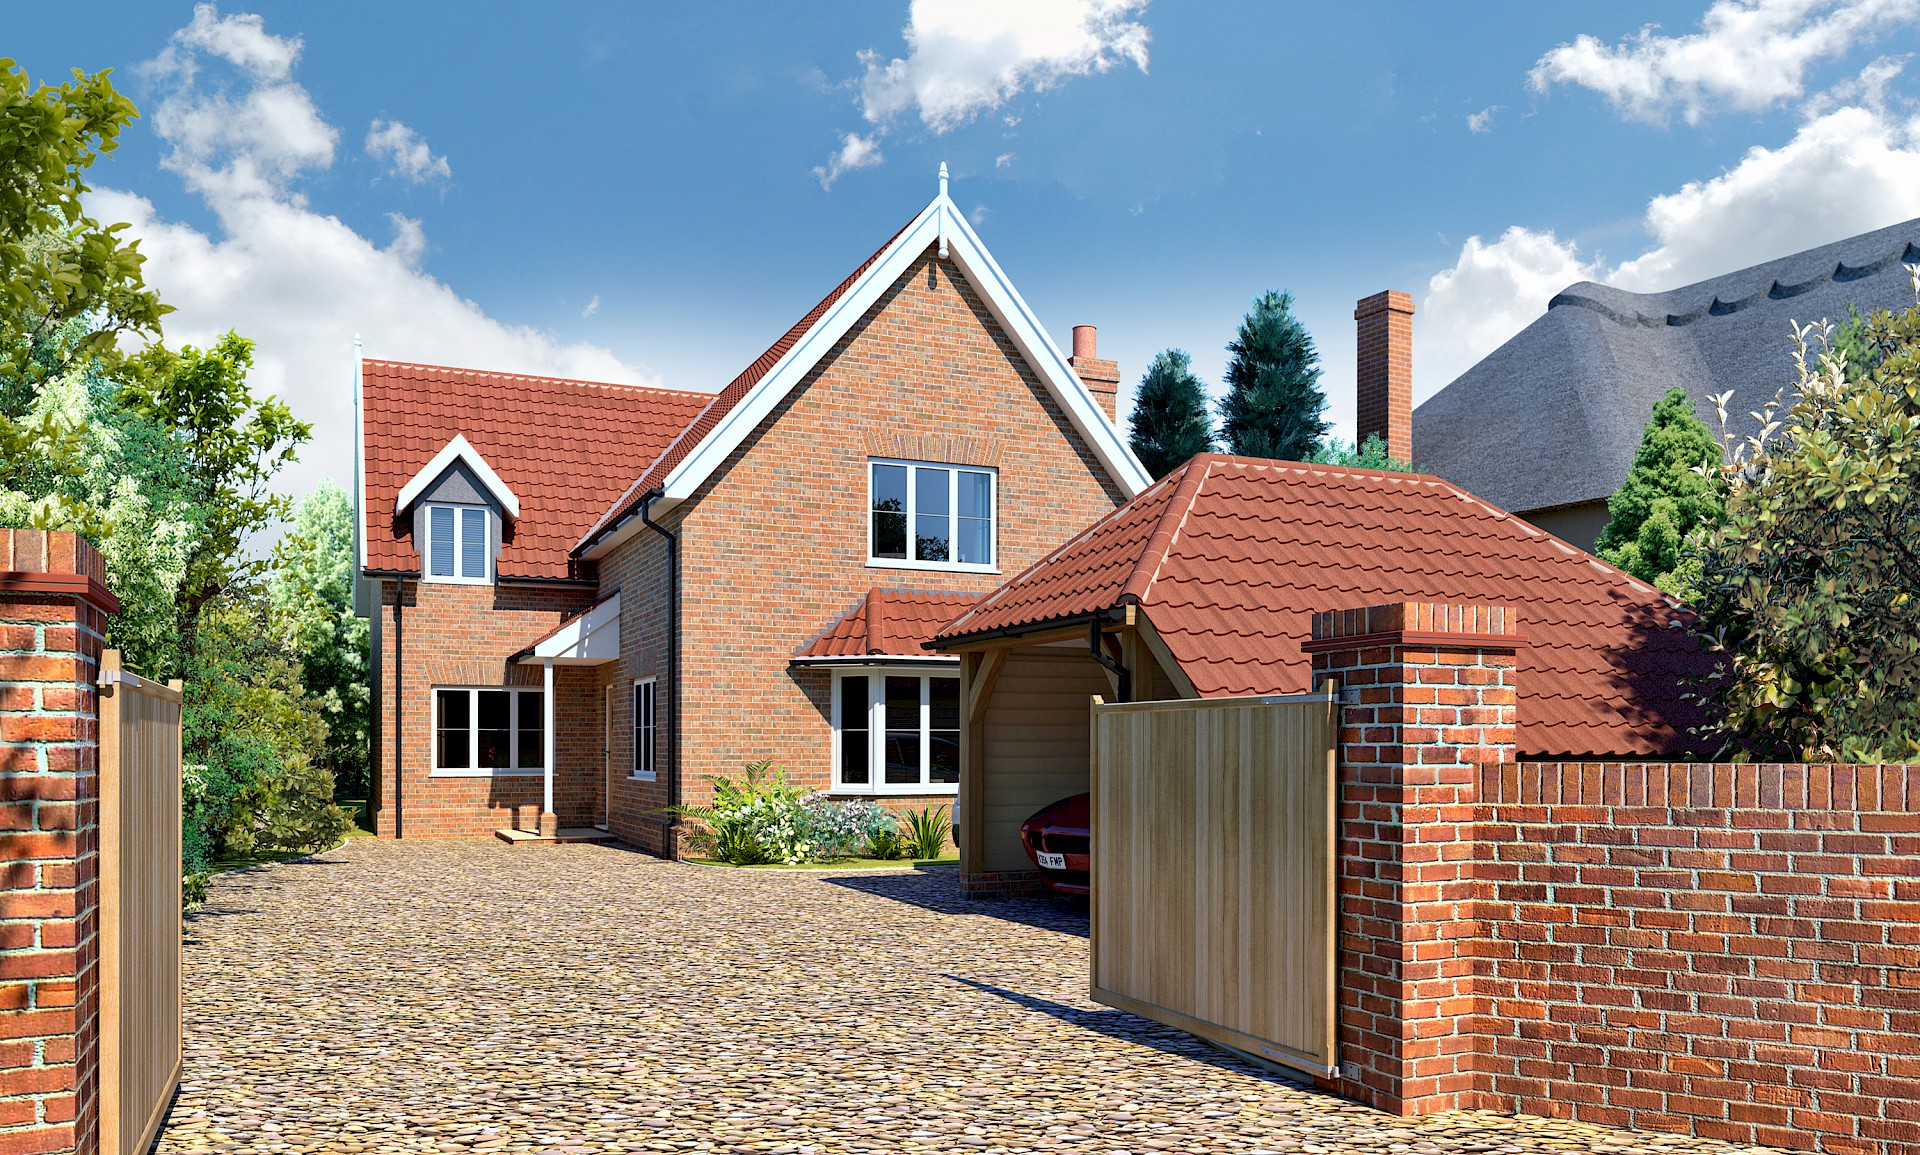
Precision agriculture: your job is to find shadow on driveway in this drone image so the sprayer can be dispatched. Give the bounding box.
[824,870,1090,938]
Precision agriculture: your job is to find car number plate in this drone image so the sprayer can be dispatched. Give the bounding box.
[1036,851,1067,870]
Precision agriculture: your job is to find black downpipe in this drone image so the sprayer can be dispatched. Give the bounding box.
[393,578,407,840]
[639,491,681,856]
[1088,617,1130,703]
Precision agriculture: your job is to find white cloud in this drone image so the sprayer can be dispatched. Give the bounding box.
[1466,105,1500,133]
[582,295,601,318]
[365,119,452,184]
[91,7,653,505]
[1529,0,1920,125]
[813,132,884,189]
[817,0,1149,182]
[995,151,1017,168]
[1418,95,1920,392]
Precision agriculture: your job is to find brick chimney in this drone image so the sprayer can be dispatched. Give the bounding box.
[1069,324,1120,425]
[1354,291,1414,464]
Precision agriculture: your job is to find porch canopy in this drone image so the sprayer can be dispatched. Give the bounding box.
[510,591,621,834]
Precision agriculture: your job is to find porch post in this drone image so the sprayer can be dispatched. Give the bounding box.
[540,658,558,837]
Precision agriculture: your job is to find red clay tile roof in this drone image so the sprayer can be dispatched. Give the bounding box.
[361,361,711,580]
[934,454,1717,758]
[795,588,979,660]
[578,221,915,552]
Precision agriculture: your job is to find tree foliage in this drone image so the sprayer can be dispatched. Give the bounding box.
[1308,434,1414,472]
[270,481,371,798]
[1691,304,1920,761]
[1127,348,1214,478]
[1219,290,1328,461]
[1595,388,1727,602]
[122,332,312,636]
[0,60,166,379]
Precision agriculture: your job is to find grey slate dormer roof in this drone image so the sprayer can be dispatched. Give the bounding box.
[1413,216,1920,518]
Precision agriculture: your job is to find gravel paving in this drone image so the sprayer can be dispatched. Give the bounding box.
[155,838,1781,1155]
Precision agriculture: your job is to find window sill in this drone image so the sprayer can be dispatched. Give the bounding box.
[429,767,545,778]
[627,773,658,783]
[825,786,960,798]
[420,574,494,586]
[865,559,999,576]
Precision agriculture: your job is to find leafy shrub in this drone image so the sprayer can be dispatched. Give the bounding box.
[668,759,816,864]
[802,796,899,859]
[904,805,952,859]
[863,825,907,861]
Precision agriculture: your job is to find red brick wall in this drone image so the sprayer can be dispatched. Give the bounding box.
[370,579,603,838]
[1470,761,1920,1154]
[598,244,1129,852]
[0,530,112,1155]
[1306,602,1521,1116]
[1354,290,1414,464]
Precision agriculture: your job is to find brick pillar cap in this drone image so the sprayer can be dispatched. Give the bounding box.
[1303,601,1524,652]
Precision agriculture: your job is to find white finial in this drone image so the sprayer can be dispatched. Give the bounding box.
[939,161,948,199]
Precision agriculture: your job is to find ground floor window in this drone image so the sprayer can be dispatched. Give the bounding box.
[633,678,657,780]
[832,669,960,793]
[432,686,543,775]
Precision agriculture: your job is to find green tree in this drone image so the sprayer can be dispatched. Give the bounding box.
[1594,388,1727,601]
[122,332,312,639]
[270,480,371,799]
[1127,349,1214,478]
[0,61,167,379]
[1692,308,1920,761]
[1308,433,1413,472]
[1219,290,1328,461]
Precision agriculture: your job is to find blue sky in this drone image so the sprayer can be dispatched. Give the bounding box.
[13,1,1920,499]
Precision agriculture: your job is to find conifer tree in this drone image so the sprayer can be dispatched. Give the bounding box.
[1594,387,1726,600]
[1219,290,1328,460]
[1127,349,1214,478]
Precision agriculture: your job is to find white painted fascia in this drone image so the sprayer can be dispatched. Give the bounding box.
[393,433,521,520]
[518,591,622,664]
[651,192,1151,511]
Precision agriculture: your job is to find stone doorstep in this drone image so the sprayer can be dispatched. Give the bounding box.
[493,827,616,846]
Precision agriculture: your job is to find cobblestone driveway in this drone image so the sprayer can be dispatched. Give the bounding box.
[156,838,1778,1155]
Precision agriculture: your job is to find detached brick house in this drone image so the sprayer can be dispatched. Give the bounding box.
[356,175,1151,850]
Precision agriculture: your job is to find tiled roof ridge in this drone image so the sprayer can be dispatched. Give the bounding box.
[363,358,713,402]
[1119,454,1216,604]
[793,586,982,659]
[1549,235,1920,331]
[576,218,916,553]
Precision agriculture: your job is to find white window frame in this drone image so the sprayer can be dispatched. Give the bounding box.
[829,667,961,795]
[631,677,658,781]
[422,503,492,584]
[429,686,544,777]
[866,458,998,574]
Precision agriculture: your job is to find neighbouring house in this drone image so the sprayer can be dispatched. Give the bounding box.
[1414,216,1920,550]
[928,452,1719,895]
[356,174,1154,850]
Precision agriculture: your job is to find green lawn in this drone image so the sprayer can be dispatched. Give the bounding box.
[689,853,958,871]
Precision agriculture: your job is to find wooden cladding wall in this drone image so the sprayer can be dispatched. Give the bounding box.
[1089,693,1339,1079]
[98,650,182,1155]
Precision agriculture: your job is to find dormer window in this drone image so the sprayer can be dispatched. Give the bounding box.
[868,459,996,572]
[426,504,490,582]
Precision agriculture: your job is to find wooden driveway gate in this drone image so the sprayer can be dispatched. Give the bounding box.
[1089,692,1338,1078]
[98,650,184,1155]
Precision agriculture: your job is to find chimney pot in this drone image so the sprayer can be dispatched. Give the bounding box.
[1068,324,1121,427]
[1354,291,1415,465]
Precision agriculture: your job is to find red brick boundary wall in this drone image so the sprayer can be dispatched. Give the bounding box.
[1307,600,1920,1155]
[0,530,118,1155]
[1471,761,1919,1154]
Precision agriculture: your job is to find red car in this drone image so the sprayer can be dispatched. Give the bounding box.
[1020,793,1090,896]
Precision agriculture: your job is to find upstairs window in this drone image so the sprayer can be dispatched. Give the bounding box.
[426,504,489,582]
[869,460,995,571]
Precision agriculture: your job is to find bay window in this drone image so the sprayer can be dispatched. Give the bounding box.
[869,460,995,571]
[432,687,543,775]
[832,670,960,793]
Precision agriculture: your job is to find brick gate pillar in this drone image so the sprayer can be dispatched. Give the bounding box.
[0,530,120,1155]
[1303,602,1520,1116]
